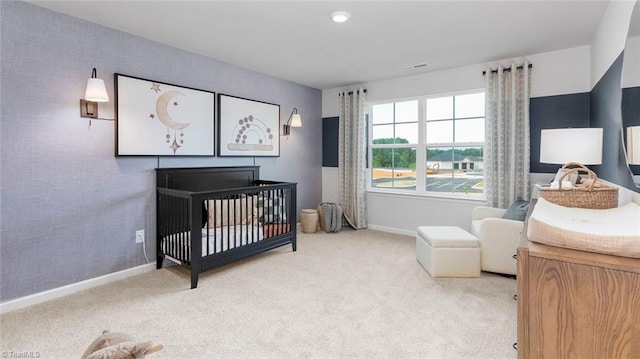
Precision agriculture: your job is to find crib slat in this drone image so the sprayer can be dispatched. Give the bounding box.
[183,197,188,262]
[204,200,210,257]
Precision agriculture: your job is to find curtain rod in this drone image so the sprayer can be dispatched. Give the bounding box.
[482,63,533,75]
[339,89,367,96]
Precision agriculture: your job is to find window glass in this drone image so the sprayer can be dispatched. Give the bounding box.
[426,97,453,121]
[371,148,417,189]
[395,100,418,123]
[395,123,419,144]
[426,120,453,144]
[454,118,484,143]
[425,146,484,194]
[372,103,394,124]
[372,124,394,142]
[369,91,485,199]
[455,93,485,118]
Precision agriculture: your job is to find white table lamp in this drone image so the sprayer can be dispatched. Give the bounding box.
[540,128,603,186]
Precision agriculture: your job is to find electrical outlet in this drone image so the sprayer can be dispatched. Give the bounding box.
[135,229,144,244]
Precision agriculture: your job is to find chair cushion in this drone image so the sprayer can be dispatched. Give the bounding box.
[502,199,529,221]
[470,220,482,238]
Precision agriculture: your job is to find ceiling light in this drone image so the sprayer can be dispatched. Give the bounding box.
[331,11,350,23]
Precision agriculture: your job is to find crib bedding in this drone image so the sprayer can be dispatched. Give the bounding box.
[163,225,265,258]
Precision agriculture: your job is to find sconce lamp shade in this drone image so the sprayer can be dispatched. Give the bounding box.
[81,68,109,119]
[290,113,302,128]
[283,108,302,135]
[628,126,640,165]
[540,128,603,165]
[84,78,109,102]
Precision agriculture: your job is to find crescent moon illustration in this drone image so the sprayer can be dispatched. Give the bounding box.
[156,91,190,130]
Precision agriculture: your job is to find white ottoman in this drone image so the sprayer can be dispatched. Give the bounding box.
[416,226,480,277]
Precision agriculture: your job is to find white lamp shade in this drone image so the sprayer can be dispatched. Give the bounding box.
[628,126,640,165]
[290,114,302,128]
[84,78,109,102]
[540,128,603,165]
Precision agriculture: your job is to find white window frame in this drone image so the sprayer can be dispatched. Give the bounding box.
[367,89,486,201]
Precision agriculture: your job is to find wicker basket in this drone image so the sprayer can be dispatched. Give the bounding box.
[538,162,618,209]
[300,209,319,233]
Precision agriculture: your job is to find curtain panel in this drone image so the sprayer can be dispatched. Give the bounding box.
[484,63,532,208]
[339,89,367,229]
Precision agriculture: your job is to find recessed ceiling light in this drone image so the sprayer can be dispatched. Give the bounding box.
[331,11,351,23]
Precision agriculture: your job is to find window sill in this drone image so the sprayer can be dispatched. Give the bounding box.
[366,188,487,204]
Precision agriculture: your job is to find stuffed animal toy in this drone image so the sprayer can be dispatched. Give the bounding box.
[81,330,163,359]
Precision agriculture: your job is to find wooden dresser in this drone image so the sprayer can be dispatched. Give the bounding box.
[517,225,640,358]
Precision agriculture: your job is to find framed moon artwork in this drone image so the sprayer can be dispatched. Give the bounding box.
[218,94,280,157]
[115,74,215,156]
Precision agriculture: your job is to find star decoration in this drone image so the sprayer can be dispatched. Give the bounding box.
[150,83,161,93]
[149,113,155,119]
[169,138,181,154]
[173,101,179,107]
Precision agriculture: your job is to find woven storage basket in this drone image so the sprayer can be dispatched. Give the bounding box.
[538,162,618,209]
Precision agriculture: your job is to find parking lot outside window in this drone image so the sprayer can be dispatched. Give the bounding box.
[369,91,485,199]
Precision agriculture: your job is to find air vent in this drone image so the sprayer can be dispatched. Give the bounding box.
[399,63,429,71]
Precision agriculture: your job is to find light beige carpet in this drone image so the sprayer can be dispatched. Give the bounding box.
[0,229,517,358]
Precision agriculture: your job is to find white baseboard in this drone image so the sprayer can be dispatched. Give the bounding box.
[368,224,416,237]
[0,263,156,314]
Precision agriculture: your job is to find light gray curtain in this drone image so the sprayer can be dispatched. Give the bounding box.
[484,63,531,208]
[339,89,367,229]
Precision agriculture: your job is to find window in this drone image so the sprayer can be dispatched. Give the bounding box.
[369,91,485,198]
[370,100,418,189]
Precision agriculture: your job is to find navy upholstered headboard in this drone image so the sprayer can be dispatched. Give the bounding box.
[156,166,260,191]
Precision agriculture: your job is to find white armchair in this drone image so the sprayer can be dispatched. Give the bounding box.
[470,207,524,275]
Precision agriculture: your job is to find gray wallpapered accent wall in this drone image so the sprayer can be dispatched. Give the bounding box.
[0,1,322,301]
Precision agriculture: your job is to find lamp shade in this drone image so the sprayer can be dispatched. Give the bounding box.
[84,78,109,102]
[540,128,603,165]
[290,113,302,127]
[628,126,640,165]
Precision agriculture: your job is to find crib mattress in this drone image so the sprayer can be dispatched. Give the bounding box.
[162,225,265,258]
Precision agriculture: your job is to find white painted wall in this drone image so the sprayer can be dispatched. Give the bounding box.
[366,192,484,236]
[622,35,640,88]
[322,46,592,234]
[526,46,591,97]
[322,46,591,119]
[590,0,637,88]
[322,167,340,204]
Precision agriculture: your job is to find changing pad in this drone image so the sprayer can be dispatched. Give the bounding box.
[527,198,640,258]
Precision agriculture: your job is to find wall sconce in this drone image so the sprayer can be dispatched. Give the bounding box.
[80,68,109,119]
[627,126,640,165]
[283,108,302,135]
